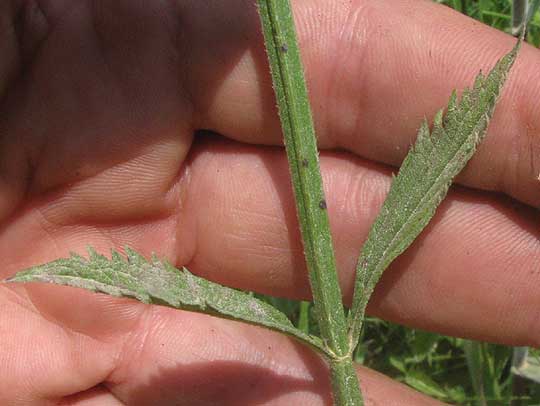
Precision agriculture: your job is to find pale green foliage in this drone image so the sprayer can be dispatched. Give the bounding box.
[8,248,327,355]
[347,38,522,350]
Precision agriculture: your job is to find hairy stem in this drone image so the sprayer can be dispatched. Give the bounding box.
[256,0,363,404]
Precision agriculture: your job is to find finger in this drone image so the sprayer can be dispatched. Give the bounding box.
[186,0,540,207]
[3,136,539,347]
[0,284,443,406]
[0,284,121,405]
[59,386,124,406]
[105,305,443,406]
[0,0,19,98]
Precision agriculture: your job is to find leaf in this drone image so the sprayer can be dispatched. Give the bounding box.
[389,356,407,374]
[348,38,522,348]
[7,247,328,357]
[463,340,488,405]
[408,330,440,362]
[404,370,449,400]
[528,0,540,24]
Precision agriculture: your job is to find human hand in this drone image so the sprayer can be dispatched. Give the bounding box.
[0,1,538,404]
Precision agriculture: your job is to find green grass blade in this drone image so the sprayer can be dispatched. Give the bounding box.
[464,341,510,404]
[481,10,512,20]
[7,248,328,356]
[478,0,493,23]
[451,0,463,12]
[464,340,488,406]
[347,38,522,350]
[527,0,540,24]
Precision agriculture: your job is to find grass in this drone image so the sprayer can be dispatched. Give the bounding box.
[261,2,539,404]
[436,0,540,45]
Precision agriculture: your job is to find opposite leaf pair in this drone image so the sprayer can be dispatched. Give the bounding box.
[6,4,523,405]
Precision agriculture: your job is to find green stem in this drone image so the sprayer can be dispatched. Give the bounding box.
[329,360,364,405]
[297,301,310,333]
[256,0,363,404]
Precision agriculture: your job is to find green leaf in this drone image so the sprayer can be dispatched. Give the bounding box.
[408,330,440,362]
[528,0,540,25]
[463,340,488,405]
[389,355,407,374]
[7,247,328,356]
[404,370,449,400]
[348,38,522,349]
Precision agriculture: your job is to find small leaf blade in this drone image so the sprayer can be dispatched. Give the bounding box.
[7,247,327,356]
[348,39,521,348]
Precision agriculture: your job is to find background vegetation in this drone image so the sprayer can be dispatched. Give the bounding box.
[260,1,539,404]
[436,0,540,44]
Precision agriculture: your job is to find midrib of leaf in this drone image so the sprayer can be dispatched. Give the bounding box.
[7,248,328,357]
[347,38,522,350]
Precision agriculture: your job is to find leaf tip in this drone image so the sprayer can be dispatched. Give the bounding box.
[473,71,485,90]
[111,249,124,263]
[433,109,444,130]
[87,246,103,261]
[4,273,32,284]
[125,246,147,263]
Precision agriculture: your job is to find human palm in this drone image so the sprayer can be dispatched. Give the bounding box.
[1,1,539,405]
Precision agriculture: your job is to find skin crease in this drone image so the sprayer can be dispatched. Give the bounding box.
[0,0,539,404]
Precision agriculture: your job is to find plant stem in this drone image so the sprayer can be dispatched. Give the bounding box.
[256,0,363,404]
[512,0,529,36]
[297,301,310,333]
[329,360,364,405]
